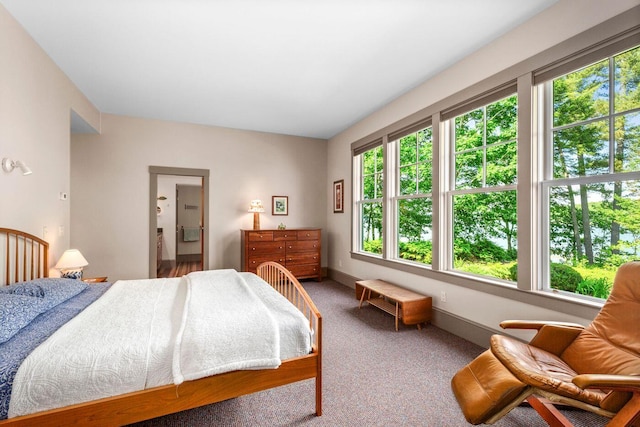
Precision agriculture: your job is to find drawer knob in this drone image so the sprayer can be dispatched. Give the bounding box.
[252,247,256,251]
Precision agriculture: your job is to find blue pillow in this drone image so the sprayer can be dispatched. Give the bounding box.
[0,293,47,343]
[5,278,88,310]
[4,281,45,297]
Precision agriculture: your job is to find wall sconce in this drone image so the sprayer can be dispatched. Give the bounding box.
[2,158,32,175]
[248,199,265,230]
[54,249,89,280]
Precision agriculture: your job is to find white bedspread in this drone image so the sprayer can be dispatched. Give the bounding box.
[173,269,280,384]
[8,270,311,418]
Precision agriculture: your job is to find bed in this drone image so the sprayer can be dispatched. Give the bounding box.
[0,227,322,426]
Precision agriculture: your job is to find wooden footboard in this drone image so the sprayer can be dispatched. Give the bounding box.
[0,239,322,425]
[257,261,322,353]
[257,261,323,415]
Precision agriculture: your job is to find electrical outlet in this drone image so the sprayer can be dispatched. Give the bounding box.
[338,259,342,267]
[440,291,447,303]
[42,226,48,238]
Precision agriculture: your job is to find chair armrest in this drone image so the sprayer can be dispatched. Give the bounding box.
[500,321,585,356]
[574,374,640,393]
[500,320,585,330]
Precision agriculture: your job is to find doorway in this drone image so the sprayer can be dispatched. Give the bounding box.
[149,166,210,278]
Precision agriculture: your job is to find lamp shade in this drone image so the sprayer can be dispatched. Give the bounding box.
[248,199,265,213]
[54,249,89,270]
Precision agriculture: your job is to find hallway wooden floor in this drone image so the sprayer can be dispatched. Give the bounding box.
[157,261,202,278]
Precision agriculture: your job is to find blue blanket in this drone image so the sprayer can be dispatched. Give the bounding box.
[0,283,110,419]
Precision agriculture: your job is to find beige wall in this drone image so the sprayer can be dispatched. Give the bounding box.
[71,114,327,281]
[0,4,99,267]
[326,0,640,342]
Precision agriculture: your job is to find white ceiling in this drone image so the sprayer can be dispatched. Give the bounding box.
[1,0,558,139]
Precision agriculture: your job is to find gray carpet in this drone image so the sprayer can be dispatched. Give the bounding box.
[130,279,607,426]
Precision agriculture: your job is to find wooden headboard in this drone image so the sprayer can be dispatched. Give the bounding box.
[0,228,49,286]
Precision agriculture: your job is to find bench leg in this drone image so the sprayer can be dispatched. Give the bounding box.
[395,302,399,331]
[359,288,370,309]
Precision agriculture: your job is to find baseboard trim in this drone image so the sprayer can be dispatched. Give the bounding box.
[327,268,497,349]
[431,308,497,348]
[327,268,359,289]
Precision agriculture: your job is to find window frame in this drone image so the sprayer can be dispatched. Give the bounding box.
[389,124,434,266]
[539,46,640,295]
[353,141,384,257]
[446,93,519,277]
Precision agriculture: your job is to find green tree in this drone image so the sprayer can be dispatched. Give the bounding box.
[550,46,640,269]
[361,146,383,253]
[453,95,518,262]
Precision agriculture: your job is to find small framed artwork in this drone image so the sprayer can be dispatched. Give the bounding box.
[272,196,288,215]
[333,179,344,213]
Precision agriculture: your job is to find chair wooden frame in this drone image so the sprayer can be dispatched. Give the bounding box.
[0,228,322,426]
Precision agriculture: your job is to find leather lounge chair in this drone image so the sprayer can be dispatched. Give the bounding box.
[451,261,640,426]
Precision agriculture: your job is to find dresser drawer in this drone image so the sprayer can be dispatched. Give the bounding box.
[286,263,320,278]
[287,240,320,253]
[297,230,320,240]
[247,256,286,272]
[247,231,273,242]
[273,230,296,241]
[286,252,320,265]
[247,241,285,255]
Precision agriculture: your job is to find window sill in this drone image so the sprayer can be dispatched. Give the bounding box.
[350,251,602,319]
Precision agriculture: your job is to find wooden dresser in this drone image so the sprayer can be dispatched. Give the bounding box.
[241,228,321,281]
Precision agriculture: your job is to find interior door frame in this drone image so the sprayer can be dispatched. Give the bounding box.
[149,166,210,278]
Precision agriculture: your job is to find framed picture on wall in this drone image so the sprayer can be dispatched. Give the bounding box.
[272,196,288,215]
[333,179,344,213]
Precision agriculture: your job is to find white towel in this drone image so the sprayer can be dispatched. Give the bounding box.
[183,227,200,242]
[172,269,281,385]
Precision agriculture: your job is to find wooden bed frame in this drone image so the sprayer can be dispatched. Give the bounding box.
[0,228,322,426]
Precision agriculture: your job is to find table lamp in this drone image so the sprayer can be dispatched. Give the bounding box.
[248,199,265,230]
[54,249,89,279]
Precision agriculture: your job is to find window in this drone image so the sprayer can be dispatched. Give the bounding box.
[355,144,384,255]
[449,95,518,280]
[350,15,639,304]
[541,45,640,298]
[394,127,433,265]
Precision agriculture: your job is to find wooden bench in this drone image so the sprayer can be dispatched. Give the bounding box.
[355,279,432,331]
